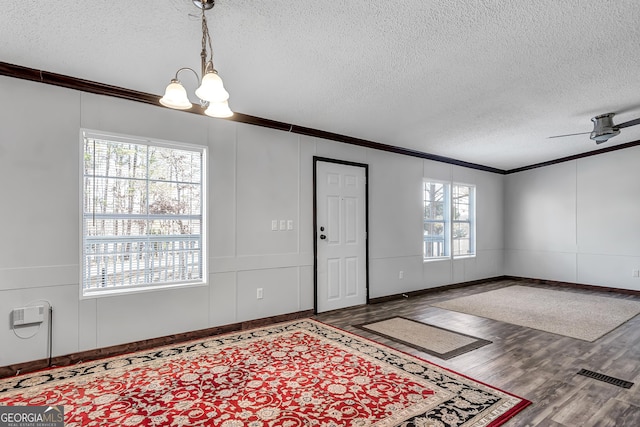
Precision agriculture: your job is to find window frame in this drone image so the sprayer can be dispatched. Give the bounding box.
[79,129,208,298]
[423,180,451,260]
[451,183,476,258]
[423,179,476,261]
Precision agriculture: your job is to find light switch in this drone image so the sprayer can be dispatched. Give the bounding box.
[287,220,294,230]
[279,220,286,230]
[271,220,278,231]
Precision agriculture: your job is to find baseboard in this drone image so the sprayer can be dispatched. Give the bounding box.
[0,309,314,380]
[505,276,640,296]
[368,276,510,304]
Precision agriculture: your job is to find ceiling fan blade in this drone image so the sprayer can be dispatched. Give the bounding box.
[616,117,640,129]
[547,131,591,139]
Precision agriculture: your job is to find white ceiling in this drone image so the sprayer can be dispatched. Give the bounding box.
[2,0,640,170]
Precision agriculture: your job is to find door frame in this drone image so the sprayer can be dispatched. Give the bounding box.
[313,156,370,314]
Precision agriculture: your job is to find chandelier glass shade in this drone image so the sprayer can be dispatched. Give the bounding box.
[159,79,193,110]
[204,100,233,118]
[195,70,229,103]
[159,0,233,118]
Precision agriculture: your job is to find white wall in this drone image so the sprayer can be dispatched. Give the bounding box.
[0,76,504,366]
[367,153,505,298]
[504,147,640,290]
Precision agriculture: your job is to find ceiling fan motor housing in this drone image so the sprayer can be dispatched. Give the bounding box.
[590,113,620,144]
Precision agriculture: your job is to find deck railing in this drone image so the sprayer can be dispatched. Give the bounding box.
[83,234,202,290]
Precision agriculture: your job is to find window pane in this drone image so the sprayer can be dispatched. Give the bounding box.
[424,221,446,257]
[148,219,201,236]
[453,185,470,221]
[82,132,205,295]
[423,181,449,258]
[84,218,149,238]
[84,177,148,216]
[425,201,446,220]
[453,223,470,256]
[453,184,475,257]
[452,237,470,256]
[85,140,149,179]
[148,146,201,183]
[149,182,201,216]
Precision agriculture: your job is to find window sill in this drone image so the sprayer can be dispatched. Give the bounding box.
[81,280,208,299]
[423,257,450,263]
[423,254,477,263]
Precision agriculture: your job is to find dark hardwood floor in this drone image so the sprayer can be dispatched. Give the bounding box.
[314,279,640,427]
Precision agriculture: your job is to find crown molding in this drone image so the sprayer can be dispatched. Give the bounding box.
[3,61,638,175]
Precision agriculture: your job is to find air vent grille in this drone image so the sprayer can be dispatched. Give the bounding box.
[12,305,45,326]
[577,369,634,389]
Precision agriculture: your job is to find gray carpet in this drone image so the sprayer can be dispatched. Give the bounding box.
[356,316,491,359]
[433,285,640,342]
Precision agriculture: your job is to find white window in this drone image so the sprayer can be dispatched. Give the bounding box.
[451,184,475,257]
[81,130,206,296]
[423,181,475,260]
[423,181,450,258]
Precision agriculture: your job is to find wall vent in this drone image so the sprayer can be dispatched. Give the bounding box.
[12,305,45,326]
[577,369,634,389]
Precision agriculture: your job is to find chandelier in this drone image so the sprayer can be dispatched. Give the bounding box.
[160,0,233,118]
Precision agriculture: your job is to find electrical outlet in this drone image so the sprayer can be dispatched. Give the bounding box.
[257,288,263,299]
[399,271,404,279]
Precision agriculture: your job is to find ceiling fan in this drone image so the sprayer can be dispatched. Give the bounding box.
[549,113,640,144]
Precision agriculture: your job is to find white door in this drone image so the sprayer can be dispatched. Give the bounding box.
[316,160,367,313]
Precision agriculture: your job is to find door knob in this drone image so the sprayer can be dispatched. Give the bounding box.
[320,234,327,240]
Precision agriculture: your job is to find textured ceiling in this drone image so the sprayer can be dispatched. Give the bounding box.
[2,0,640,170]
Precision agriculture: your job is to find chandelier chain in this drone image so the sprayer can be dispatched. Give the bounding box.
[201,6,215,71]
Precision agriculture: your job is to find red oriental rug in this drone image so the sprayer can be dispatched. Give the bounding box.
[0,319,530,426]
